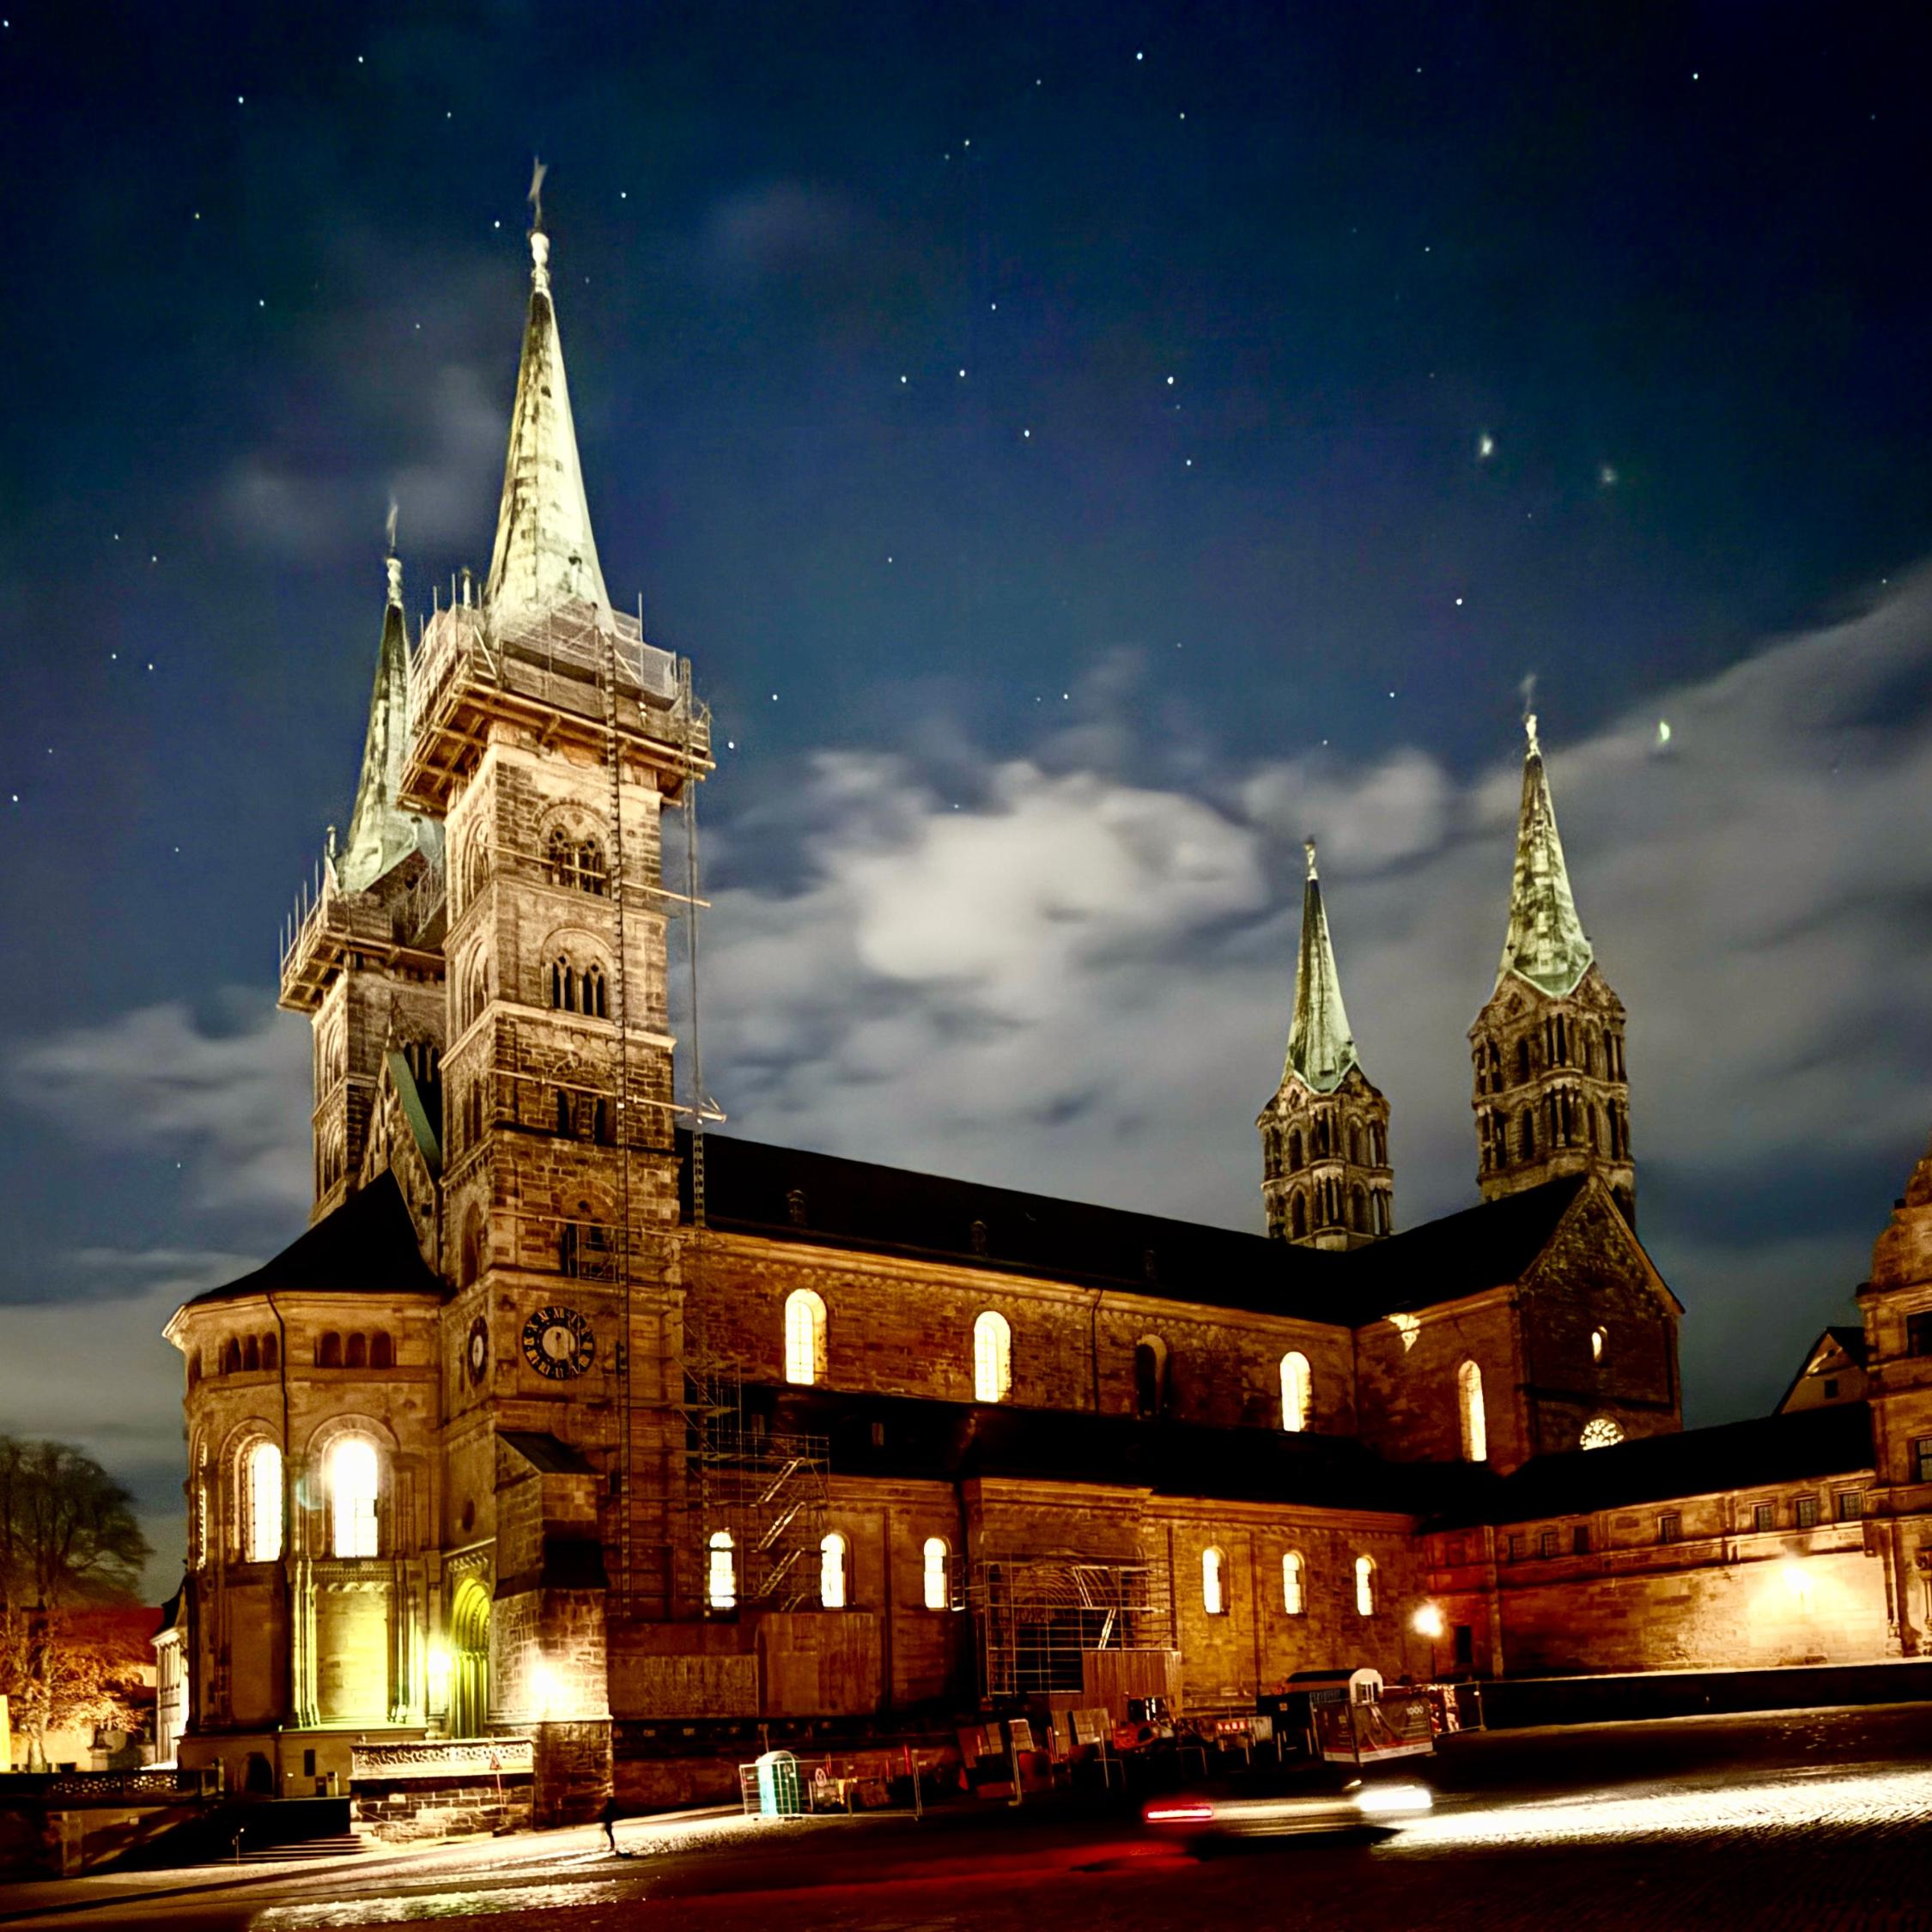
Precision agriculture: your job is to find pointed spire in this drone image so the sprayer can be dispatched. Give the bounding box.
[483,176,611,624]
[338,550,426,895]
[1496,714,1595,999]
[1284,841,1361,1095]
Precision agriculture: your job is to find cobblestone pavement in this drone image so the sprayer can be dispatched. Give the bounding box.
[9,1705,1932,1930]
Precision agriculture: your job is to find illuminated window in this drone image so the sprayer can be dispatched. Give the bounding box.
[1279,1351,1311,1433]
[708,1530,737,1611]
[193,1445,209,1571]
[1457,1360,1487,1462]
[973,1310,1012,1404]
[921,1536,950,1611]
[819,1532,847,1610]
[1282,1551,1306,1616]
[329,1437,380,1558]
[1202,1546,1226,1616]
[784,1289,828,1387]
[1579,1416,1623,1450]
[1354,1555,1376,1617]
[242,1440,283,1564]
[1591,1326,1606,1363]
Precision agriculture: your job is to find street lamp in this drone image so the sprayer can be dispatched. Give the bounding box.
[1412,1602,1444,1681]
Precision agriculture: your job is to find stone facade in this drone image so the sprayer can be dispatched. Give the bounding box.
[157,219,1932,1840]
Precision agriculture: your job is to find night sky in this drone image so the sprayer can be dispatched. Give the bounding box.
[5,3,1932,1590]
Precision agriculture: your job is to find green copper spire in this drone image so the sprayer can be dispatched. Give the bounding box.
[337,554,427,895]
[483,198,611,623]
[1284,841,1360,1095]
[1496,714,1595,999]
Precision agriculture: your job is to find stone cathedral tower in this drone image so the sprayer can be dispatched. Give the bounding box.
[281,553,445,1222]
[1260,842,1392,1249]
[1468,716,1633,1223]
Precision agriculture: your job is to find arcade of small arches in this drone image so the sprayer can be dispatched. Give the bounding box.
[1473,1013,1626,1097]
[190,1328,282,1383]
[188,1428,389,1569]
[1281,1176,1391,1241]
[1475,1091,1631,1173]
[313,1328,398,1370]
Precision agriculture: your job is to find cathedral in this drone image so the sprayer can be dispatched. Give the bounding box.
[164,218,1932,1832]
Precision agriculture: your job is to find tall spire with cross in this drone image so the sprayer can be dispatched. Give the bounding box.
[483,166,611,623]
[1258,841,1391,1249]
[1469,715,1634,1222]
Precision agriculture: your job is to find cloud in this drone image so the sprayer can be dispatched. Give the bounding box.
[696,569,1932,1422]
[702,182,856,285]
[10,990,312,1220]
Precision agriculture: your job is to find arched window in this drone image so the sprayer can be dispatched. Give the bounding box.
[1458,1359,1487,1463]
[1347,1123,1363,1164]
[329,1437,380,1558]
[708,1530,737,1610]
[318,1332,343,1369]
[1280,1351,1311,1433]
[973,1310,1012,1404]
[261,1332,279,1373]
[1350,1185,1368,1232]
[1373,1192,1390,1236]
[1283,1551,1306,1615]
[1288,1129,1303,1171]
[922,1536,950,1611]
[550,957,576,1012]
[463,835,488,910]
[243,1335,260,1373]
[785,1290,828,1387]
[1291,1191,1307,1239]
[345,1333,368,1370]
[1580,1416,1624,1450]
[820,1532,848,1609]
[193,1444,209,1571]
[1355,1555,1376,1617]
[370,1332,394,1370]
[584,963,608,1019]
[459,1213,483,1289]
[221,1338,242,1375]
[1518,1108,1535,1159]
[1591,1326,1606,1364]
[1201,1545,1226,1616]
[241,1439,283,1564]
[1516,1038,1532,1084]
[465,956,489,1030]
[1133,1337,1168,1419]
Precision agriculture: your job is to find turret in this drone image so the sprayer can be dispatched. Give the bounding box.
[1468,715,1633,1223]
[1259,842,1392,1249]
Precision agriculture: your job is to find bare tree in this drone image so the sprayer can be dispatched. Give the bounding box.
[0,1437,151,1768]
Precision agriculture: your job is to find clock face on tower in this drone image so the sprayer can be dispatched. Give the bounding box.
[465,1315,489,1385]
[520,1304,596,1381]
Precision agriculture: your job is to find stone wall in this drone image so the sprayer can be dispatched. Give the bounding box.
[355,1771,532,1841]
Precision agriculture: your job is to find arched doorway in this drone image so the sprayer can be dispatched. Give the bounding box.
[449,1579,490,1739]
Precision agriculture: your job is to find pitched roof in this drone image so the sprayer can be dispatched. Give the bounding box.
[338,558,436,894]
[483,229,610,623]
[1341,1174,1590,1317]
[1435,1402,1874,1528]
[1773,1324,1868,1413]
[1495,716,1595,999]
[1280,843,1362,1096]
[758,1383,1471,1516]
[680,1131,1606,1325]
[185,1171,443,1308]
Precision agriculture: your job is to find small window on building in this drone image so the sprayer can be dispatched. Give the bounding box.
[1579,1416,1624,1450]
[819,1532,847,1610]
[784,1289,828,1387]
[1457,1359,1486,1462]
[1571,1524,1591,1556]
[241,1439,283,1564]
[1906,1312,1932,1358]
[1752,1502,1775,1534]
[345,1333,368,1370]
[1354,1555,1376,1617]
[1795,1494,1819,1529]
[708,1530,737,1611]
[973,1310,1012,1404]
[1656,1512,1680,1546]
[1590,1326,1606,1364]
[329,1437,380,1559]
[1202,1546,1226,1616]
[1133,1337,1169,1419]
[921,1536,950,1611]
[1538,1529,1558,1558]
[318,1331,343,1370]
[1835,1491,1864,1522]
[370,1332,394,1371]
[1507,1534,1524,1562]
[1279,1351,1312,1433]
[1916,1437,1932,1485]
[1821,1376,1839,1399]
[1282,1551,1306,1615]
